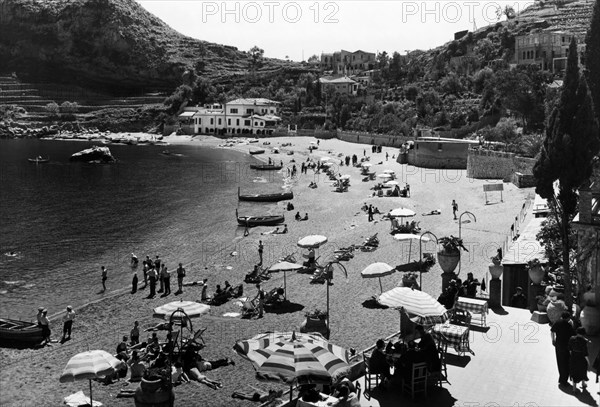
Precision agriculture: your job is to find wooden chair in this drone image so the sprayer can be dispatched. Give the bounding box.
[402,362,428,399]
[450,309,472,327]
[428,342,449,387]
[362,351,383,399]
[355,381,362,400]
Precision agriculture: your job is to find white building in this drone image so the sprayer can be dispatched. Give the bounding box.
[180,98,282,136]
[319,76,359,96]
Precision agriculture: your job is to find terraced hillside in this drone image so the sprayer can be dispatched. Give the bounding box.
[518,0,594,39]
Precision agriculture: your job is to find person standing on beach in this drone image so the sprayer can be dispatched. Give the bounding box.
[452,200,458,220]
[37,307,44,326]
[386,152,389,161]
[176,263,186,294]
[551,311,575,387]
[40,309,51,345]
[130,321,140,345]
[254,284,265,319]
[148,267,157,298]
[131,270,138,294]
[162,265,171,296]
[131,253,138,269]
[258,240,264,265]
[155,256,163,293]
[368,205,374,222]
[101,266,107,292]
[61,305,75,342]
[142,263,148,289]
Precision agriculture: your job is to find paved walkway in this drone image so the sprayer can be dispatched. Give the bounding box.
[355,306,599,407]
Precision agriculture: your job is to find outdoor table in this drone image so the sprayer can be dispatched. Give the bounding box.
[455,297,488,327]
[296,393,338,407]
[431,322,474,356]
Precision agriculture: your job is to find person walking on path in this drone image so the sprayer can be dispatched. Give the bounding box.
[131,270,138,294]
[551,311,575,387]
[101,266,107,292]
[156,256,163,293]
[147,267,157,298]
[258,241,264,266]
[162,265,171,296]
[40,308,51,346]
[254,283,265,319]
[61,305,75,342]
[452,200,458,220]
[368,205,374,222]
[176,263,186,294]
[569,327,590,392]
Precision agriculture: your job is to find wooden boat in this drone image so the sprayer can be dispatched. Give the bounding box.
[250,164,283,170]
[0,318,44,344]
[249,149,265,155]
[238,187,293,202]
[236,209,285,226]
[28,157,49,163]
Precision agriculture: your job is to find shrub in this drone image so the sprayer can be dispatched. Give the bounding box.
[45,102,59,116]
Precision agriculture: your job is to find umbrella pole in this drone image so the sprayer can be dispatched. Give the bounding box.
[284,271,287,300]
[379,277,383,294]
[408,241,412,262]
[89,378,93,407]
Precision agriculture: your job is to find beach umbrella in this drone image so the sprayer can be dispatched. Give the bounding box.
[384,180,400,186]
[233,331,350,402]
[382,170,395,174]
[298,235,328,249]
[268,261,304,299]
[60,350,124,406]
[153,300,210,320]
[361,262,396,293]
[310,141,318,145]
[390,208,416,218]
[393,233,430,261]
[378,287,449,327]
[340,175,351,180]
[321,162,334,167]
[377,173,392,179]
[361,162,372,168]
[319,157,334,162]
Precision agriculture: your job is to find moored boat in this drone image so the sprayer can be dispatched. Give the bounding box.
[28,156,49,163]
[0,318,44,344]
[250,164,283,170]
[249,149,265,155]
[238,187,293,202]
[236,209,285,226]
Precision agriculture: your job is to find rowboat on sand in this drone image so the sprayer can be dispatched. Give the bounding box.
[238,187,293,202]
[236,209,285,227]
[249,149,265,155]
[0,318,44,344]
[250,164,283,170]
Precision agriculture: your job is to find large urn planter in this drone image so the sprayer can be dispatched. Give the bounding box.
[488,263,503,280]
[580,305,599,336]
[134,377,174,407]
[300,314,329,339]
[437,251,460,274]
[528,265,545,285]
[546,300,567,325]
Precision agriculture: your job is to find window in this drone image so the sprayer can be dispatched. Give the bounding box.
[228,119,231,125]
[438,143,443,151]
[210,118,213,125]
[230,108,238,114]
[244,120,251,126]
[246,109,254,114]
[523,51,526,60]
[197,118,201,124]
[218,118,222,125]
[535,50,539,59]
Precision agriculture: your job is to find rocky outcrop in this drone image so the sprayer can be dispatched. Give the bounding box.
[0,120,59,138]
[70,146,116,163]
[0,0,264,93]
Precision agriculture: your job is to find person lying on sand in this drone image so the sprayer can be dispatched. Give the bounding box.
[261,228,279,235]
[422,209,441,216]
[183,278,208,287]
[145,321,174,332]
[232,388,283,402]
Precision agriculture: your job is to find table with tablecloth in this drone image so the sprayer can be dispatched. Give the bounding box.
[455,297,488,327]
[431,322,474,355]
[296,393,339,407]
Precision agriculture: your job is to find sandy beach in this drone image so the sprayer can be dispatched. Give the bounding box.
[0,135,533,406]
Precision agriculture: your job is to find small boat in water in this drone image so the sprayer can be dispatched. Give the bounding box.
[28,156,49,164]
[0,318,44,344]
[250,164,283,170]
[249,149,265,155]
[238,187,293,202]
[236,209,285,226]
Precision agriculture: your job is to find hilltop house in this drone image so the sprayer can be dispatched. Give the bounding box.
[180,98,282,135]
[319,76,359,96]
[320,50,376,75]
[515,31,586,72]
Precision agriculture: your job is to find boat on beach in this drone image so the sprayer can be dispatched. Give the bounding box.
[238,187,293,202]
[236,209,285,226]
[250,164,283,170]
[28,156,49,163]
[0,318,44,344]
[249,149,265,155]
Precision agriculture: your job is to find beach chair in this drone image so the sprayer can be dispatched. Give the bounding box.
[402,362,428,399]
[241,298,259,319]
[362,351,384,399]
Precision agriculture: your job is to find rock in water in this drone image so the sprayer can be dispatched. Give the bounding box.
[70,146,116,163]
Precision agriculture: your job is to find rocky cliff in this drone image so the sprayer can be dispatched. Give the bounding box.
[0,0,269,93]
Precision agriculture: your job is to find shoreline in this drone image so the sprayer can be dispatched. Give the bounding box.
[0,134,534,407]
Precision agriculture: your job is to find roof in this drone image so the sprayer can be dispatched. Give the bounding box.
[319,76,357,84]
[227,98,280,106]
[251,114,281,121]
[502,217,547,265]
[178,111,196,118]
[416,137,479,144]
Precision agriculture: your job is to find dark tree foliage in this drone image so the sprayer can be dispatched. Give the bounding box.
[585,0,600,125]
[533,39,600,308]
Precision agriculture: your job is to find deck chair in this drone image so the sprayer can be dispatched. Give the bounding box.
[362,351,384,399]
[402,362,428,399]
[186,327,206,349]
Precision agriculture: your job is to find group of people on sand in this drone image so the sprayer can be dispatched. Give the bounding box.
[200,279,243,305]
[121,254,188,299]
[35,305,76,346]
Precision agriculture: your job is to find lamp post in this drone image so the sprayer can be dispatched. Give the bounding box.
[324,261,347,339]
[458,211,477,276]
[419,231,438,289]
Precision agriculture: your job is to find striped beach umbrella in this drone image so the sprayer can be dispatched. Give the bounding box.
[60,350,124,406]
[233,331,350,401]
[361,262,396,293]
[378,287,449,327]
[297,235,328,249]
[153,300,210,320]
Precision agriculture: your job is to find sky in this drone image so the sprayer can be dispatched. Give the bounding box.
[137,0,536,61]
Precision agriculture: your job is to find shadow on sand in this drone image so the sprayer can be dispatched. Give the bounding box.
[362,297,388,309]
[366,383,457,407]
[265,301,305,315]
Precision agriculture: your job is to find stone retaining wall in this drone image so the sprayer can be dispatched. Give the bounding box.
[335,130,409,147]
[467,148,537,184]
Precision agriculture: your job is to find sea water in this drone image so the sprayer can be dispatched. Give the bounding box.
[0,138,285,319]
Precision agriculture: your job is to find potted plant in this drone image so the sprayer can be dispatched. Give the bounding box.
[527,259,544,284]
[300,309,329,338]
[535,295,549,312]
[401,272,420,289]
[437,235,468,274]
[135,367,174,407]
[489,253,504,280]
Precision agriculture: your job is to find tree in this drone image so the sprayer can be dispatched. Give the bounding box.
[248,46,264,75]
[585,0,600,126]
[532,39,600,309]
[44,102,59,116]
[307,54,319,64]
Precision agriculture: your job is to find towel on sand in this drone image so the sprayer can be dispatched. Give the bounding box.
[64,391,102,407]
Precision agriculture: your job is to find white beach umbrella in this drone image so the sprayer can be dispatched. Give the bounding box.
[361,262,396,293]
[382,170,396,174]
[60,350,124,406]
[297,235,328,249]
[321,162,334,167]
[319,157,334,162]
[268,261,304,299]
[393,233,430,261]
[361,163,372,168]
[389,208,416,218]
[153,300,210,320]
[385,180,400,186]
[378,287,449,327]
[377,174,392,179]
[340,175,351,180]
